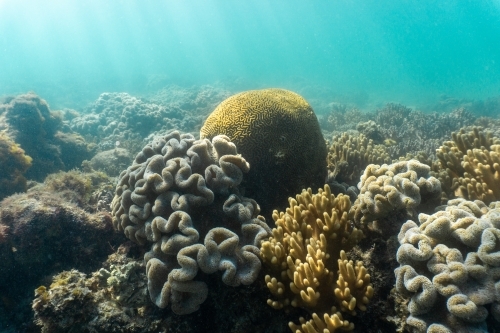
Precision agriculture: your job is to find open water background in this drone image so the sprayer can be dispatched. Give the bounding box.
[0,0,499,111]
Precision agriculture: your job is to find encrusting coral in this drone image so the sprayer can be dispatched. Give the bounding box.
[0,130,32,200]
[435,126,500,205]
[0,92,95,180]
[200,88,327,214]
[352,159,442,232]
[327,132,391,187]
[260,184,372,332]
[111,130,271,315]
[395,198,500,332]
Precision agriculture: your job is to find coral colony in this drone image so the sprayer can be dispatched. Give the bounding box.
[0,87,500,332]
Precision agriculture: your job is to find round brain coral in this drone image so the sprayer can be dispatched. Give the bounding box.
[200,88,327,214]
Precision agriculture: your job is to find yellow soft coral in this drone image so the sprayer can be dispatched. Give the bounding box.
[435,127,500,204]
[327,132,390,186]
[260,184,372,332]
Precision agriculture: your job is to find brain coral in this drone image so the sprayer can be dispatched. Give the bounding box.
[111,131,271,315]
[260,184,371,332]
[395,198,500,332]
[200,88,327,214]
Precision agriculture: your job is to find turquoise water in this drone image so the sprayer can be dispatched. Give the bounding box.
[1,0,499,109]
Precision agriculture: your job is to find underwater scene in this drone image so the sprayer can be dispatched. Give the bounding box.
[1,1,500,332]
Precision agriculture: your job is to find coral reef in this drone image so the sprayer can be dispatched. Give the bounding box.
[326,132,391,187]
[0,92,95,180]
[33,249,159,333]
[260,184,372,332]
[324,103,369,135]
[0,130,32,200]
[375,105,476,161]
[200,88,327,214]
[395,198,500,332]
[352,160,442,232]
[70,87,227,154]
[435,126,500,204]
[111,130,271,315]
[88,147,134,177]
[0,185,121,289]
[31,242,303,333]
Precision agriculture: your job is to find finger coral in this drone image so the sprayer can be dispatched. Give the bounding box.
[395,198,500,332]
[111,131,271,315]
[352,159,442,232]
[435,127,500,204]
[200,88,327,214]
[260,184,372,332]
[327,132,390,187]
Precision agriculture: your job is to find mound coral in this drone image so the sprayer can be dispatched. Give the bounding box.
[352,160,442,232]
[111,131,271,315]
[0,92,94,180]
[260,184,372,332]
[395,198,500,332]
[200,88,327,214]
[0,130,32,200]
[327,132,390,187]
[435,126,500,204]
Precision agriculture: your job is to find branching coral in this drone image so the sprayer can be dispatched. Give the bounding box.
[327,132,390,187]
[435,126,500,204]
[111,131,271,315]
[260,184,372,332]
[395,198,500,332]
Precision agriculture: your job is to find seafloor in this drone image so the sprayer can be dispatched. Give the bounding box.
[1,83,500,333]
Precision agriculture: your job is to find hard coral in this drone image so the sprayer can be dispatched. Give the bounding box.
[0,130,32,200]
[395,198,500,332]
[260,184,372,332]
[200,88,327,214]
[0,92,94,180]
[111,130,271,315]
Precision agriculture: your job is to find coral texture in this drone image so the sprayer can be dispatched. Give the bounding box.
[435,126,500,204]
[0,186,121,299]
[70,86,228,153]
[200,88,327,214]
[260,184,372,332]
[111,131,271,315]
[327,132,390,187]
[0,130,32,200]
[0,92,94,180]
[352,160,442,231]
[33,252,157,333]
[395,198,500,332]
